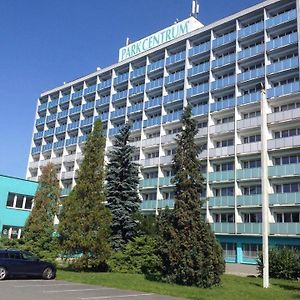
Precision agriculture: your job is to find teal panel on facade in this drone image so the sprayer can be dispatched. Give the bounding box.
[0,175,38,232]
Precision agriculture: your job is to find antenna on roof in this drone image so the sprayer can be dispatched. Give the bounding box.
[125,37,130,46]
[191,0,199,19]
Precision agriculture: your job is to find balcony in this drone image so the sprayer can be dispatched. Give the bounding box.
[267,81,300,99]
[211,98,235,112]
[208,170,234,182]
[209,145,235,158]
[210,121,234,135]
[48,98,59,109]
[268,135,300,150]
[57,110,68,119]
[127,102,143,115]
[44,128,55,137]
[164,91,184,105]
[36,117,46,126]
[129,84,145,97]
[212,53,236,69]
[59,94,71,105]
[159,177,174,187]
[208,196,235,207]
[65,136,78,146]
[112,90,127,102]
[69,106,81,115]
[42,143,53,152]
[238,44,264,60]
[188,41,210,57]
[53,140,64,149]
[80,117,94,127]
[142,136,160,147]
[61,171,74,180]
[236,142,261,154]
[266,9,297,29]
[31,146,42,154]
[186,83,209,98]
[187,62,210,77]
[238,21,264,39]
[267,32,298,51]
[143,116,161,128]
[192,104,209,117]
[97,79,111,91]
[212,32,236,48]
[236,168,261,180]
[33,131,43,140]
[64,154,76,163]
[269,192,300,205]
[139,178,158,188]
[146,78,163,91]
[38,102,47,112]
[111,107,126,119]
[131,121,142,131]
[61,188,72,196]
[84,84,97,96]
[269,223,300,235]
[96,96,110,107]
[46,114,57,123]
[140,157,159,167]
[268,107,300,124]
[162,110,182,123]
[237,223,261,234]
[160,155,173,165]
[78,135,88,144]
[82,102,95,112]
[67,121,80,131]
[211,75,235,91]
[237,116,261,130]
[211,223,235,234]
[237,195,261,206]
[269,163,300,177]
[158,199,174,209]
[96,112,109,122]
[166,51,186,66]
[147,59,164,73]
[165,71,185,85]
[237,91,261,106]
[114,73,129,85]
[238,67,264,82]
[144,97,162,110]
[161,133,176,145]
[267,56,299,74]
[140,200,157,210]
[130,66,146,79]
[71,90,83,100]
[109,127,122,136]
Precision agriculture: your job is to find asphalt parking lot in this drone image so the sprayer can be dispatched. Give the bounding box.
[0,279,185,300]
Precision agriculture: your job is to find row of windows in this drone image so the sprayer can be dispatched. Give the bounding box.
[274,155,300,166]
[273,101,300,113]
[6,192,33,210]
[2,225,22,239]
[274,128,300,139]
[274,182,300,194]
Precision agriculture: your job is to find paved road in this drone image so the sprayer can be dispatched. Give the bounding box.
[0,279,185,300]
[226,263,258,277]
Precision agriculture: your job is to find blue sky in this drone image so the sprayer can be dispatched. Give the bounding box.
[0,0,259,178]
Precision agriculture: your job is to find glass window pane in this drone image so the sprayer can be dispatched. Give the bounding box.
[6,193,15,207]
[290,183,299,193]
[283,184,290,193]
[282,157,289,165]
[24,197,33,210]
[15,195,23,208]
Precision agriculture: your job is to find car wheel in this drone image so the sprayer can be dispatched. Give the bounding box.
[0,267,7,280]
[42,267,55,280]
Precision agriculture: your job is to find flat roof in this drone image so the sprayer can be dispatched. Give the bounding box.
[0,174,38,184]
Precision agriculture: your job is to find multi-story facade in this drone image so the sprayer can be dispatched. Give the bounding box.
[27,0,300,264]
[0,175,38,239]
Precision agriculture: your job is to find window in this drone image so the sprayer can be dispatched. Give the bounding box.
[6,193,15,207]
[221,243,236,259]
[243,159,261,169]
[6,193,34,210]
[243,212,262,223]
[243,185,261,195]
[243,134,261,144]
[274,183,300,193]
[276,212,300,223]
[242,244,262,258]
[214,213,235,223]
[214,187,234,197]
[2,225,22,240]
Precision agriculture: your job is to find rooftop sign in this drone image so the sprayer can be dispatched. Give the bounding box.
[118,17,203,62]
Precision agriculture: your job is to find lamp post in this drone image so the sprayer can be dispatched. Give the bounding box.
[260,85,269,288]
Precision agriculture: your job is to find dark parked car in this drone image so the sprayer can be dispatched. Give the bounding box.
[0,249,56,280]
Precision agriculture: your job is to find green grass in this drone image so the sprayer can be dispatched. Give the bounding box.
[57,270,300,300]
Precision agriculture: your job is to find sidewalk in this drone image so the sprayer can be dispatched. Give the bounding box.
[225,263,258,277]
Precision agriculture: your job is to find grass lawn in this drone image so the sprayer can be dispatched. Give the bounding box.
[57,270,300,300]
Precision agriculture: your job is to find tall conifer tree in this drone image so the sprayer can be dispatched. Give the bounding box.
[157,105,225,287]
[106,123,141,251]
[22,163,60,262]
[59,119,111,270]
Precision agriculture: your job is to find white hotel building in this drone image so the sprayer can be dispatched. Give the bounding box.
[27,0,300,263]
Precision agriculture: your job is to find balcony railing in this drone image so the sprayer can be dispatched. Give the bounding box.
[238,44,264,60]
[80,117,94,127]
[211,223,235,234]
[238,67,264,82]
[82,102,95,112]
[84,84,97,96]
[208,196,235,207]
[65,136,78,146]
[208,170,234,182]
[266,9,297,29]
[166,51,186,65]
[144,97,162,109]
[159,177,174,186]
[268,135,300,150]
[237,91,261,106]
[165,71,185,85]
[67,121,80,131]
[186,83,209,98]
[36,117,46,126]
[46,114,57,123]
[38,102,47,112]
[269,223,300,235]
[267,56,299,74]
[69,106,81,115]
[42,143,53,152]
[238,21,264,38]
[212,32,236,48]
[188,41,210,57]
[143,116,161,128]
[146,78,164,91]
[236,141,261,154]
[130,66,146,79]
[96,96,110,107]
[71,90,83,100]
[192,104,209,117]
[267,32,298,51]
[127,102,143,114]
[212,53,236,69]
[112,90,127,102]
[237,223,261,234]
[211,75,235,90]
[48,98,59,109]
[97,79,111,91]
[158,199,174,209]
[237,116,261,130]
[187,62,210,77]
[209,145,235,158]
[236,168,261,180]
[139,178,158,188]
[111,107,126,119]
[57,110,68,119]
[114,73,129,85]
[140,200,157,210]
[210,98,235,112]
[147,59,164,73]
[44,128,55,137]
[267,81,300,99]
[269,163,300,177]
[269,192,300,205]
[53,140,65,149]
[129,84,145,97]
[33,131,43,140]
[210,121,234,134]
[236,195,261,206]
[162,110,182,123]
[163,91,184,105]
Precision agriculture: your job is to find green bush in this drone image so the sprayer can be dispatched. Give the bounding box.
[258,247,300,280]
[108,236,161,274]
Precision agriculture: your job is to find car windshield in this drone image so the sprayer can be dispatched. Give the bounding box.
[22,251,39,261]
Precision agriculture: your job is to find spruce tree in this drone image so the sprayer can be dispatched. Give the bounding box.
[157,105,225,288]
[22,163,60,262]
[58,119,111,270]
[106,123,141,251]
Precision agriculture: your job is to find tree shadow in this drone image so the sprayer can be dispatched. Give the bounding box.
[272,283,300,292]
